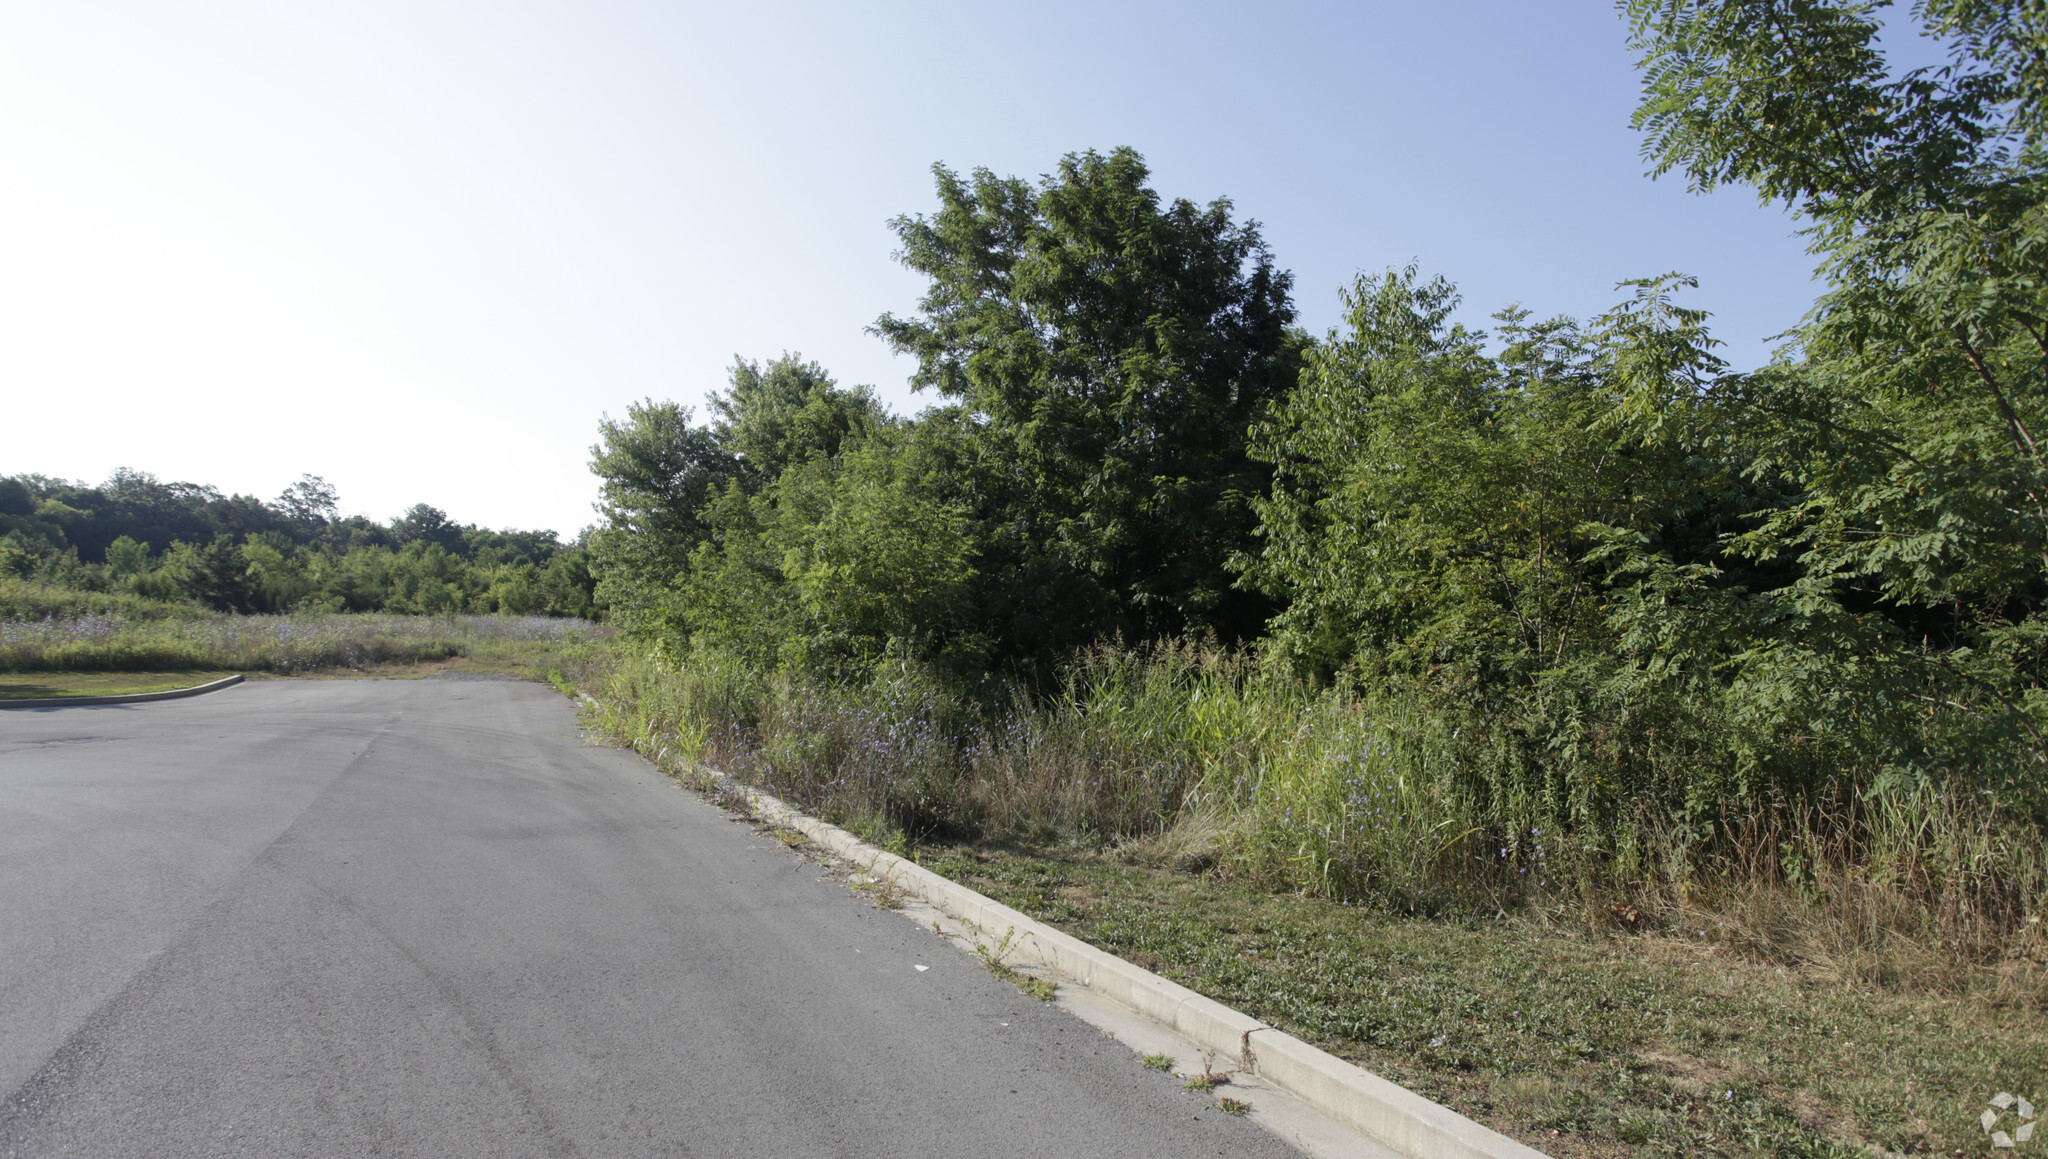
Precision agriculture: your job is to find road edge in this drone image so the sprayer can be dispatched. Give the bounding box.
[723,779,1553,1159]
[0,673,245,709]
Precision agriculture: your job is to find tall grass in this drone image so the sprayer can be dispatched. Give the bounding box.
[572,639,2046,997]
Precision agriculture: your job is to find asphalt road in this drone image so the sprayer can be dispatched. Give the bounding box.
[0,677,1299,1158]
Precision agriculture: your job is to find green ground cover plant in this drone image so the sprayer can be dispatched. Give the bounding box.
[909,842,2044,1159]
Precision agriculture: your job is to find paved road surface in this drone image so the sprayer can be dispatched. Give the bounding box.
[0,677,1298,1158]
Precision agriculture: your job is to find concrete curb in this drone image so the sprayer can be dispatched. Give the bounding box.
[726,782,1551,1159]
[0,673,245,709]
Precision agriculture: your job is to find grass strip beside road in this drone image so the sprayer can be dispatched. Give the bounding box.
[0,670,241,700]
[0,656,565,701]
[915,843,2044,1159]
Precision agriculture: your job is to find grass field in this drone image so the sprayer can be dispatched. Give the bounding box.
[0,669,241,700]
[912,842,2045,1159]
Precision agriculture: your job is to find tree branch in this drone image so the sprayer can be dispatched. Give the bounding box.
[1955,331,2043,465]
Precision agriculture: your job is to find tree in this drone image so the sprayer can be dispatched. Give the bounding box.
[587,357,893,638]
[276,475,339,527]
[1627,0,2048,784]
[240,532,311,613]
[390,504,467,554]
[104,535,152,579]
[0,477,33,518]
[780,438,983,674]
[586,399,737,632]
[1269,266,1750,656]
[706,354,887,491]
[873,147,1303,659]
[155,535,254,612]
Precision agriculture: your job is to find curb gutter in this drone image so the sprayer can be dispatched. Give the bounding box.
[0,674,245,709]
[730,782,1552,1159]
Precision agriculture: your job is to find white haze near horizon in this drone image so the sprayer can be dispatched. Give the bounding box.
[2,1,1912,539]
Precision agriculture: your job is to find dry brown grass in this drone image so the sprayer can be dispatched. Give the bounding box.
[1114,803,1240,873]
[1605,786,2048,1006]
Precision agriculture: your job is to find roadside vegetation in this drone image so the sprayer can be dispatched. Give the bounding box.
[567,3,2048,1154]
[915,842,2043,1159]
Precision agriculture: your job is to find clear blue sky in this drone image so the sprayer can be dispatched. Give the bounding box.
[3,1,1853,537]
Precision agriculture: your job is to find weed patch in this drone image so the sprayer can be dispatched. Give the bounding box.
[914,842,2046,1159]
[968,928,1057,1001]
[1182,1055,1234,1093]
[843,856,909,909]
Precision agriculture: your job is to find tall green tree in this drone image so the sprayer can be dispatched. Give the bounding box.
[873,147,1303,659]
[276,475,339,529]
[707,354,888,490]
[390,504,465,553]
[586,400,735,631]
[587,355,897,649]
[1627,0,2048,783]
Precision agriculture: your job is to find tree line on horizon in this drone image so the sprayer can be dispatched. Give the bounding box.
[0,470,597,618]
[588,0,2048,838]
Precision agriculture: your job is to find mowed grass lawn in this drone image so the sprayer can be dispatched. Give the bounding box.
[916,843,2046,1159]
[0,669,241,700]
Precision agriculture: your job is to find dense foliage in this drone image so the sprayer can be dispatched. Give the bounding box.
[583,0,2047,966]
[0,470,596,617]
[592,149,1302,677]
[1627,0,2048,814]
[873,147,1303,653]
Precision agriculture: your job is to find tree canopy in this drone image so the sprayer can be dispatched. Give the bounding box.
[2,470,594,617]
[874,147,1303,654]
